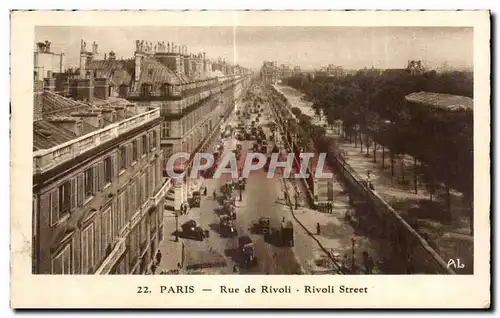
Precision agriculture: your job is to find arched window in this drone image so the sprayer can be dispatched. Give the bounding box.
[161,84,170,97]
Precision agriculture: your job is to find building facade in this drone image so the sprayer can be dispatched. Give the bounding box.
[260,61,278,84]
[81,39,252,211]
[32,73,170,274]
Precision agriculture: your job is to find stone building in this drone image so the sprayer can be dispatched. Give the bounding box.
[82,40,252,211]
[260,61,278,84]
[278,64,293,79]
[32,71,169,274]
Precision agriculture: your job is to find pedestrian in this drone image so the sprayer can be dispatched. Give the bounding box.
[204,187,208,196]
[151,263,157,275]
[362,251,373,274]
[367,255,374,274]
[155,250,162,265]
[213,189,217,200]
[316,222,321,235]
[233,264,238,273]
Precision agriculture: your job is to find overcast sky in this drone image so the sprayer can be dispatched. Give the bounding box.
[36,26,473,71]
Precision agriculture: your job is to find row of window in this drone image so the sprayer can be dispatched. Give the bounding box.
[50,158,163,275]
[159,87,226,141]
[51,207,160,275]
[117,158,163,225]
[47,129,159,226]
[139,79,219,98]
[119,130,158,171]
[48,154,116,226]
[180,101,217,136]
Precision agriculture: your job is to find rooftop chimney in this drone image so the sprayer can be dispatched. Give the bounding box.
[70,78,94,103]
[101,108,117,123]
[47,117,83,136]
[94,78,110,100]
[108,51,116,61]
[126,103,137,115]
[71,111,103,129]
[33,80,44,121]
[113,106,126,119]
[43,78,56,92]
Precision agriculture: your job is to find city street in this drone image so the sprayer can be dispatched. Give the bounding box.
[171,83,324,274]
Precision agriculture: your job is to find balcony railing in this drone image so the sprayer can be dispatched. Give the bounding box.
[127,75,243,102]
[33,108,160,174]
[150,178,172,206]
[93,178,173,275]
[160,77,247,115]
[94,237,126,275]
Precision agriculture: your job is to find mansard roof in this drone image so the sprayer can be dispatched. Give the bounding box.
[88,56,185,87]
[87,59,135,87]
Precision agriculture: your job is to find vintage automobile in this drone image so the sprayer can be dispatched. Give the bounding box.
[253,216,271,235]
[189,191,201,208]
[238,235,257,268]
[221,200,237,220]
[180,219,209,241]
[219,215,237,237]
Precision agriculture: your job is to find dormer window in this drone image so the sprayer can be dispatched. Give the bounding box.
[141,84,152,97]
[162,84,170,97]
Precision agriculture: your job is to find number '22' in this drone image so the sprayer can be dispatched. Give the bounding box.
[137,286,149,293]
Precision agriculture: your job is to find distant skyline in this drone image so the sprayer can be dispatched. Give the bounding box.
[35,26,473,71]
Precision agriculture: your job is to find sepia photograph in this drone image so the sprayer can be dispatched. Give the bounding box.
[11,10,490,308]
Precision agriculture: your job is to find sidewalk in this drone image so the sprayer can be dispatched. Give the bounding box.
[157,215,184,274]
[284,178,383,274]
[336,136,473,273]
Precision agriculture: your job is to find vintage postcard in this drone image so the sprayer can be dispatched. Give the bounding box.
[10,10,490,308]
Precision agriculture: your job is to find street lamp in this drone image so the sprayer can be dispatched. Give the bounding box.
[351,237,356,270]
[175,211,179,242]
